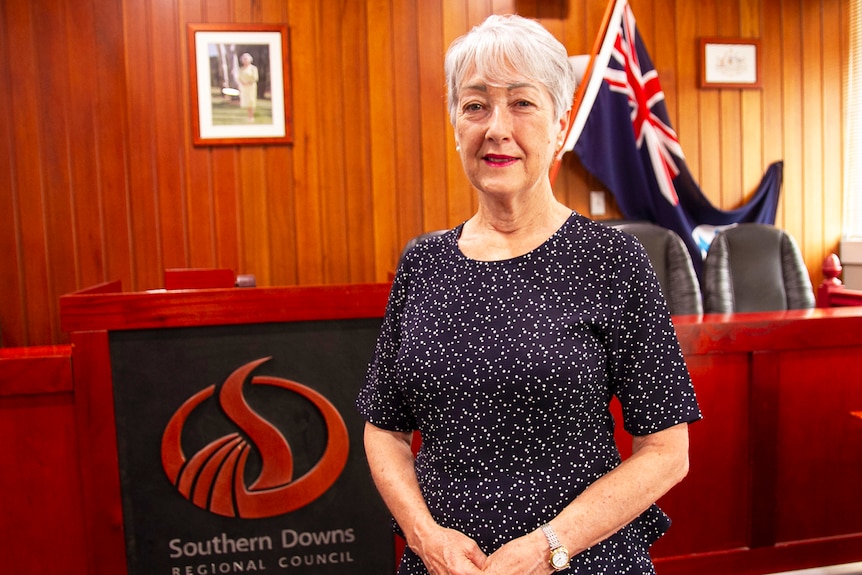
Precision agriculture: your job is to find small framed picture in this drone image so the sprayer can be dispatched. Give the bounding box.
[188,23,292,146]
[699,37,761,89]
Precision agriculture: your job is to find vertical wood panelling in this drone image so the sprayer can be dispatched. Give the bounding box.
[211,148,242,274]
[322,1,354,284]
[739,0,764,198]
[781,1,805,239]
[9,0,51,345]
[762,0,786,209]
[239,149,271,284]
[442,1,474,227]
[125,0,162,291]
[675,0,700,182]
[718,1,743,208]
[802,0,826,277]
[417,1,450,233]
[650,0,678,131]
[341,0,376,284]
[288,0,325,284]
[698,0,723,196]
[66,0,102,289]
[36,0,76,342]
[180,1,217,271]
[266,143,300,286]
[392,0,424,252]
[151,0,187,274]
[367,0,401,278]
[0,1,23,348]
[0,0,851,346]
[94,0,134,290]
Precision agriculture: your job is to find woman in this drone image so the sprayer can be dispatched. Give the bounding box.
[357,14,701,575]
[237,52,259,122]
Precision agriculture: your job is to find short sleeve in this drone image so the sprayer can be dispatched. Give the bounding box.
[606,239,702,435]
[356,262,419,432]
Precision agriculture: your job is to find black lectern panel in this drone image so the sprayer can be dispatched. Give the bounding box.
[109,318,394,575]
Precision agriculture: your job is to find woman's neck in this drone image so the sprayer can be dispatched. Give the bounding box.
[459,193,572,261]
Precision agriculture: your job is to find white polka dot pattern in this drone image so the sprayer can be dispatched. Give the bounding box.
[357,212,702,574]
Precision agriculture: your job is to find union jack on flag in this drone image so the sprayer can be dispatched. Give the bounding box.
[605,4,683,206]
[561,0,781,276]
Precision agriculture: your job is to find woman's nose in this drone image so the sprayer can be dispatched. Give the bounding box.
[485,106,513,142]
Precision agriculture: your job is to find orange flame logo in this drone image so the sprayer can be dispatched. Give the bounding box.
[161,358,349,518]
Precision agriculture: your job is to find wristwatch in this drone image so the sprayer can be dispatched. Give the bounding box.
[541,523,570,571]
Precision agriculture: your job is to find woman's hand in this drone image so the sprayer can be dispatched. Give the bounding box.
[410,524,487,575]
[480,529,549,575]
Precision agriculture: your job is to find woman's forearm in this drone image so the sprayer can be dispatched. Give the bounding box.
[550,422,691,555]
[363,422,438,546]
[364,422,488,574]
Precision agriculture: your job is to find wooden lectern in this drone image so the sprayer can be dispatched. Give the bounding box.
[60,280,395,575]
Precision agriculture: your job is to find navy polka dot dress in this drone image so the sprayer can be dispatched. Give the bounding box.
[357,212,702,574]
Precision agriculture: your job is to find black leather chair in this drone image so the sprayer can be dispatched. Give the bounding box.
[701,223,815,313]
[611,222,703,316]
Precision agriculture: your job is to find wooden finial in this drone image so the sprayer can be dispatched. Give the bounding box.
[822,253,843,285]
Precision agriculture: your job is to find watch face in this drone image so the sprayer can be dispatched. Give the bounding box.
[551,549,569,568]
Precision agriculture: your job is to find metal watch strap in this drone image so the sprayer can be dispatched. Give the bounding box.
[541,523,561,549]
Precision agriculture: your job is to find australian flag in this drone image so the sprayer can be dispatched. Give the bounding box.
[559,0,782,277]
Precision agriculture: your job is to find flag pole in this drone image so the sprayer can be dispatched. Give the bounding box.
[550,0,621,185]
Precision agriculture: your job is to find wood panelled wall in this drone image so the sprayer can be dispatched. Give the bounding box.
[0,0,849,347]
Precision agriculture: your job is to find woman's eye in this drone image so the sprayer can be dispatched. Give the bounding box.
[515,100,534,108]
[464,102,483,112]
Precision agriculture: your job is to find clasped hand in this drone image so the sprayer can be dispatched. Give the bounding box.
[415,525,549,575]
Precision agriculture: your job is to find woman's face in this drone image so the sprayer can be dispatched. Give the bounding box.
[454,69,566,200]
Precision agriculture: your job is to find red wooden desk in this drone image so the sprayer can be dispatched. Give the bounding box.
[46,285,862,575]
[0,345,87,575]
[654,308,862,574]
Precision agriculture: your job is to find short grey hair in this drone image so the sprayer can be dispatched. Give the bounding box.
[444,14,577,126]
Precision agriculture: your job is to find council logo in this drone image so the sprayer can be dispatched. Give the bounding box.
[160,357,349,519]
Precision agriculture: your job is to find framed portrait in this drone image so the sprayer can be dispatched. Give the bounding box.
[699,38,761,89]
[188,23,292,146]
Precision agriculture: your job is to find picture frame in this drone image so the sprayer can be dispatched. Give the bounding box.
[699,37,761,89]
[188,23,292,146]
